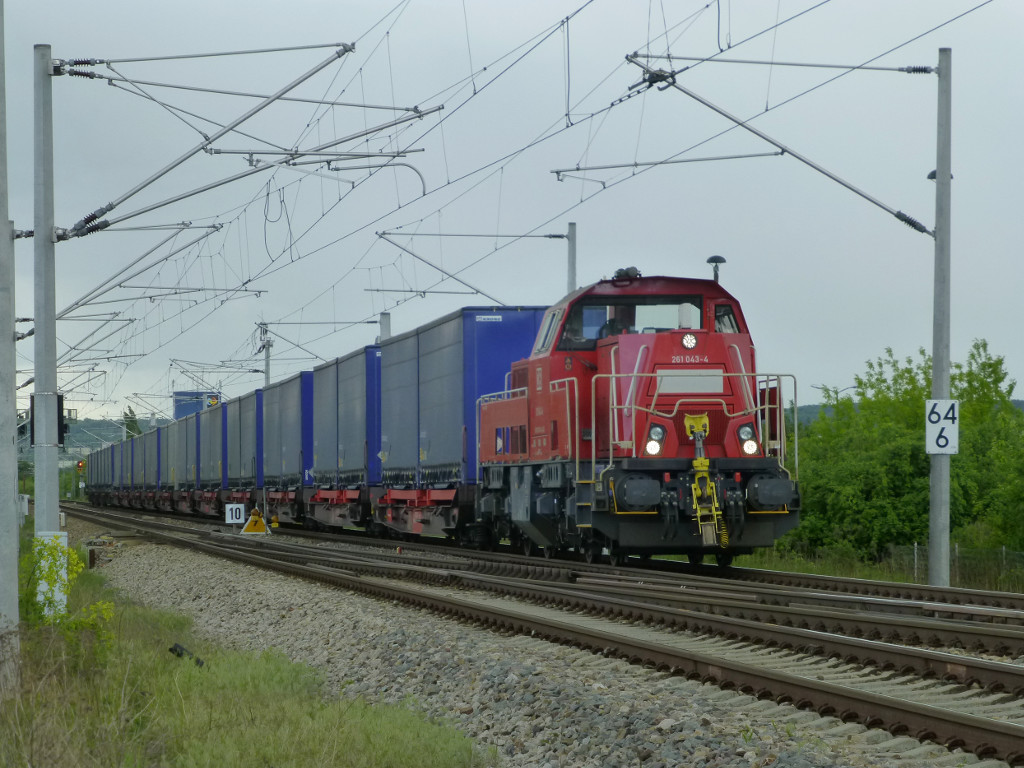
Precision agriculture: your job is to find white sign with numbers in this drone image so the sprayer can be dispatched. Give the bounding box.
[225,503,246,524]
[925,399,959,454]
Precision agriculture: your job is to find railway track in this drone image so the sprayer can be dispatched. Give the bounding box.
[65,504,1024,764]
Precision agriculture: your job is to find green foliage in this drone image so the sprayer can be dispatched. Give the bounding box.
[17,530,116,674]
[19,535,84,623]
[794,340,1024,559]
[123,405,141,438]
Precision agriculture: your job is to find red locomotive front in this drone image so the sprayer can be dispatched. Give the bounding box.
[477,267,799,565]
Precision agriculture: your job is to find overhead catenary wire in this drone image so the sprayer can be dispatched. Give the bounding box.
[54,0,991,417]
[95,74,422,110]
[33,0,846,411]
[625,55,931,235]
[68,44,357,237]
[97,42,355,65]
[377,234,504,305]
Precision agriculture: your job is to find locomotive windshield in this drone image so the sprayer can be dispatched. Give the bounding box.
[557,295,703,351]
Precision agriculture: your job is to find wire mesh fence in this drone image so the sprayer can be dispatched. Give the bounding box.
[886,543,1024,593]
[749,542,1024,594]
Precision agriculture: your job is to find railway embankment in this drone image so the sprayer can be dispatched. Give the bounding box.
[65,516,1015,768]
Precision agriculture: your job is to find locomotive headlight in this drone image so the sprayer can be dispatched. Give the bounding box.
[645,423,666,455]
[742,439,759,455]
[681,333,697,349]
[737,423,755,441]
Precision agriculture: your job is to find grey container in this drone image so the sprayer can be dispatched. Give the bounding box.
[112,440,124,490]
[165,419,187,489]
[130,436,141,489]
[226,391,260,487]
[158,425,169,489]
[141,429,158,489]
[96,446,110,489]
[199,403,224,489]
[312,359,339,485]
[184,413,198,487]
[338,346,381,484]
[379,332,420,485]
[263,371,312,487]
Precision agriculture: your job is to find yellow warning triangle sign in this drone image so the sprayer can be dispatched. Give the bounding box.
[240,509,270,535]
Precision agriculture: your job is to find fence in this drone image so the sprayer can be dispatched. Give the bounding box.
[748,541,1024,593]
[886,543,1024,593]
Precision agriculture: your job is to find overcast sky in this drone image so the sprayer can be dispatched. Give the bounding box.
[4,0,1020,422]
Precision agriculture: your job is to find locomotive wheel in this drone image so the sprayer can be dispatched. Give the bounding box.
[522,539,535,557]
[542,546,557,560]
[716,553,735,568]
[607,548,626,567]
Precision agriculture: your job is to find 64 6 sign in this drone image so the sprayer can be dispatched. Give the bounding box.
[925,399,959,455]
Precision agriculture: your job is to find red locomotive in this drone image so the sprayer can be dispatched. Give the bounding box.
[477,267,799,565]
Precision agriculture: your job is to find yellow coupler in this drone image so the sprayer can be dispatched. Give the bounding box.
[240,507,271,535]
[684,413,728,548]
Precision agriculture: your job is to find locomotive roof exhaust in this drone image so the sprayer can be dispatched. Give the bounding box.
[707,255,726,283]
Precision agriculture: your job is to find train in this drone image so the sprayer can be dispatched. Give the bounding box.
[85,267,800,565]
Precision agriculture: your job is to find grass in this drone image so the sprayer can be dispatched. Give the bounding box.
[2,538,497,768]
[733,547,917,582]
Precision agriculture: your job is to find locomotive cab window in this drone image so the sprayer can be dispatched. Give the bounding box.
[557,295,703,351]
[532,309,564,354]
[715,304,740,334]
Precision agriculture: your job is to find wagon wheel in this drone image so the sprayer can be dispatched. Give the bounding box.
[715,553,734,568]
[687,552,705,566]
[522,538,535,557]
[607,547,627,567]
[582,541,602,565]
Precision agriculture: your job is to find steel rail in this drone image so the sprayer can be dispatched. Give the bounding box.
[720,565,1024,611]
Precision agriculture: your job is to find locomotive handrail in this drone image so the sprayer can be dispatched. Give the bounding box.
[477,386,528,404]
[588,370,799,480]
[728,343,757,417]
[549,377,581,478]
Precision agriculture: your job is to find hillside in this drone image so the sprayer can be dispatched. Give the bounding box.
[17,416,171,461]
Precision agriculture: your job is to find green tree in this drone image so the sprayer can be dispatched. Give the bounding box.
[793,340,1024,559]
[122,406,141,437]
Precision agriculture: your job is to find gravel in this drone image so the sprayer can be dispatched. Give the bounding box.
[68,519,1009,768]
